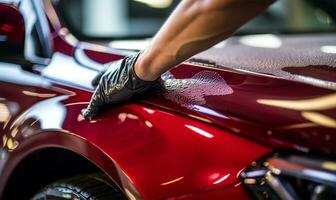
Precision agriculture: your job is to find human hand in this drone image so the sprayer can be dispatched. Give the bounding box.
[82,53,162,120]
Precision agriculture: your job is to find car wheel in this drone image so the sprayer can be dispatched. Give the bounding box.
[31,173,127,200]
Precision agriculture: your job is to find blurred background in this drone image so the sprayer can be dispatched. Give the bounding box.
[52,0,336,41]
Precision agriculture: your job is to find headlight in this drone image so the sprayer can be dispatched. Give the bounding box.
[241,153,336,200]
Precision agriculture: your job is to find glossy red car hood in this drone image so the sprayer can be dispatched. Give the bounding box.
[192,34,336,89]
[74,34,336,154]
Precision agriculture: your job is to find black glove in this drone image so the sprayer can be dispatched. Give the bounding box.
[82,53,162,120]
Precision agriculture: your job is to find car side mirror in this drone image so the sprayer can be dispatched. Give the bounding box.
[0,3,25,56]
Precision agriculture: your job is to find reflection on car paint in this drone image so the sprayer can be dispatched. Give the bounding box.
[58,27,78,47]
[239,34,282,48]
[74,48,106,70]
[185,124,214,138]
[0,101,19,130]
[0,103,10,125]
[115,163,143,200]
[21,90,57,98]
[4,137,18,151]
[1,94,72,153]
[144,120,153,128]
[42,52,97,89]
[278,122,318,130]
[257,93,336,128]
[10,95,68,131]
[118,112,140,123]
[0,62,48,87]
[160,176,184,186]
[257,93,336,111]
[321,45,336,54]
[192,105,230,119]
[162,70,233,109]
[142,107,155,114]
[213,173,231,185]
[301,112,336,128]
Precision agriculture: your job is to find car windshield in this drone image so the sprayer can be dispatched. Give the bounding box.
[52,0,336,40]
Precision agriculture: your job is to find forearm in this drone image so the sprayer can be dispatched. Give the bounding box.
[135,0,274,80]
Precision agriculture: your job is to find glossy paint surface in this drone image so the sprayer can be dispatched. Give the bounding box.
[147,64,336,155]
[79,32,336,156]
[47,38,336,198]
[0,61,271,199]
[0,3,272,199]
[193,34,336,89]
[79,46,336,154]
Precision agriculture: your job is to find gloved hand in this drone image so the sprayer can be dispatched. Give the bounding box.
[82,53,162,120]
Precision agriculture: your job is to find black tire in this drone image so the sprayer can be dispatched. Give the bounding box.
[31,173,127,200]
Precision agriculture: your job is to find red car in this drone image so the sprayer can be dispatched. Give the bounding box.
[0,0,336,199]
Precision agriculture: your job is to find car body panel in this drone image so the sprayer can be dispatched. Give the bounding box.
[193,34,336,89]
[0,60,271,199]
[76,45,336,155]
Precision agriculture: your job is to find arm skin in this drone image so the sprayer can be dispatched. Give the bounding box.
[134,0,275,81]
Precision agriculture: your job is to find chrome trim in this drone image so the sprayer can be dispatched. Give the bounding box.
[241,154,336,200]
[243,169,268,178]
[268,156,336,187]
[265,171,295,200]
[32,0,52,58]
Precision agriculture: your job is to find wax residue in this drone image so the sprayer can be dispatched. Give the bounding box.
[162,70,233,108]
